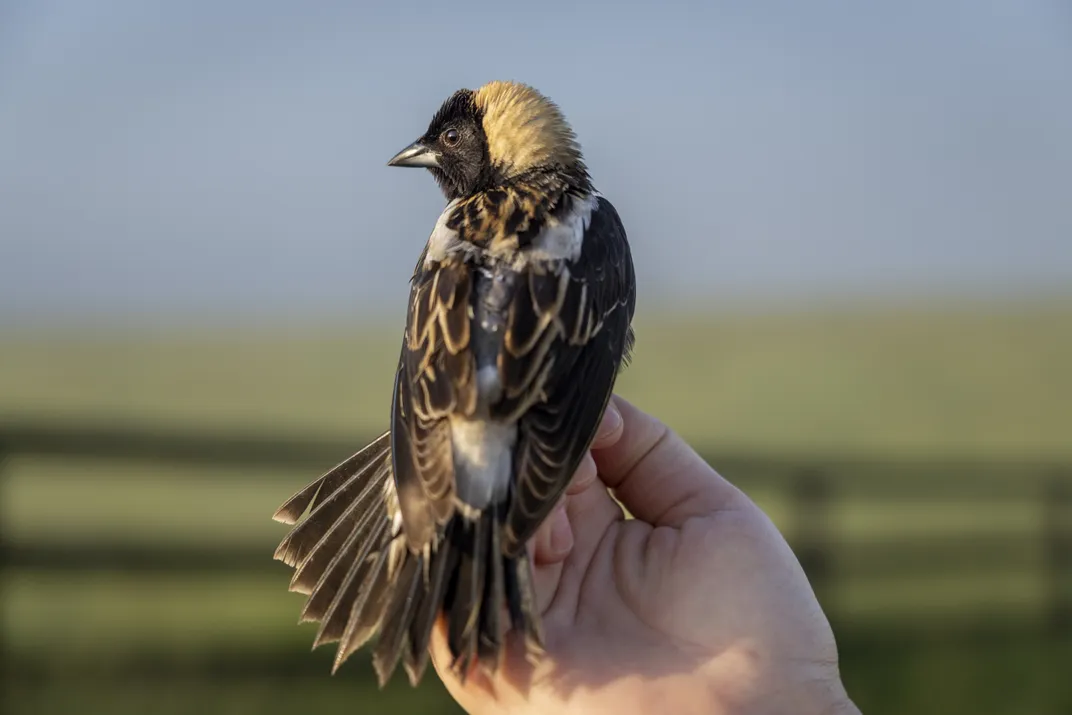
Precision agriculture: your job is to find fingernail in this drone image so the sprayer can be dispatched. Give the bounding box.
[596,401,622,441]
[549,505,573,555]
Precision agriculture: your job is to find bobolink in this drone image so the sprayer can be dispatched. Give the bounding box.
[272,80,636,687]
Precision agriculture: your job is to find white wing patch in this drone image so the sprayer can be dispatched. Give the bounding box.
[450,417,517,509]
[424,199,465,264]
[426,192,599,269]
[418,192,602,514]
[511,191,598,269]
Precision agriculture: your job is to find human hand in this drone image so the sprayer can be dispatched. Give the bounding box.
[430,395,859,715]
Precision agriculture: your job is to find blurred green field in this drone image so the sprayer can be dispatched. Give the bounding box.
[2,304,1071,714]
[3,304,1070,456]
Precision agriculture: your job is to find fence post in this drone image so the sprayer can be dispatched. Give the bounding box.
[0,436,7,558]
[0,438,8,684]
[1044,471,1072,633]
[791,467,834,617]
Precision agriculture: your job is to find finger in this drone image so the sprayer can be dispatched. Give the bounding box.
[591,395,743,527]
[532,499,573,566]
[431,614,539,715]
[429,616,496,709]
[564,401,621,497]
[566,451,598,495]
[590,398,624,449]
[566,450,623,564]
[541,453,624,626]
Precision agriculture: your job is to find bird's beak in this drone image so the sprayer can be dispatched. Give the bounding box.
[387,141,439,168]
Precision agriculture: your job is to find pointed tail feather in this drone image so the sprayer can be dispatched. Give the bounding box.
[402,537,457,686]
[332,542,395,672]
[477,509,505,671]
[307,515,389,642]
[437,506,541,683]
[446,512,486,679]
[273,433,391,569]
[273,432,391,525]
[371,554,422,686]
[504,546,545,663]
[273,435,546,687]
[289,460,392,598]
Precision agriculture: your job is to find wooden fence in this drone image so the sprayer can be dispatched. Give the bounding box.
[1,418,1070,632]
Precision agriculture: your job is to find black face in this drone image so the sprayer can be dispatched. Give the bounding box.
[417,90,499,199]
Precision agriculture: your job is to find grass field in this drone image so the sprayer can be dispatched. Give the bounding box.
[2,303,1071,714]
[3,303,1070,457]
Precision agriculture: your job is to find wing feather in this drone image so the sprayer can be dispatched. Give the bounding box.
[392,191,634,563]
[500,196,635,554]
[392,255,478,550]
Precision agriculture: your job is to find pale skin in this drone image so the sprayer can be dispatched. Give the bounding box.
[430,395,861,715]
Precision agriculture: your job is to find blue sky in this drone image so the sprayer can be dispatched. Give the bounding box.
[1,0,1070,324]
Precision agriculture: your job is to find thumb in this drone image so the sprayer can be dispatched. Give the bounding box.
[591,395,743,527]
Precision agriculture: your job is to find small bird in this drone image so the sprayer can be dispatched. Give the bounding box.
[271,80,636,688]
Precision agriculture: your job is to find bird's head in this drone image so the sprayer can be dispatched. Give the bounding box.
[387,81,587,199]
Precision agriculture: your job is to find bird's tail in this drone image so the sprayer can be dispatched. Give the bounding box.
[272,432,544,687]
[438,504,545,680]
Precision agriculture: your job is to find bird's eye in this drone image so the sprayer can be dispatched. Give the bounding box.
[442,129,460,146]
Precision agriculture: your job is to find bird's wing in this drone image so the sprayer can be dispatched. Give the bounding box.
[390,254,478,550]
[498,195,636,554]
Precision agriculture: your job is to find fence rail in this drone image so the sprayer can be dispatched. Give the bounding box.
[3,417,1068,476]
[2,418,1071,630]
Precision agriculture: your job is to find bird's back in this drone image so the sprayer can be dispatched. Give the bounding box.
[272,80,637,689]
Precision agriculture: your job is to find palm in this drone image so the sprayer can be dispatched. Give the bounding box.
[432,397,854,715]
